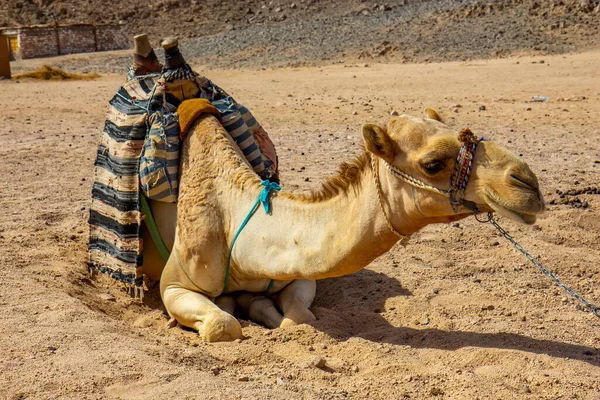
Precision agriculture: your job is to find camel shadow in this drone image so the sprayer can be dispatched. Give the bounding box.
[310,269,600,367]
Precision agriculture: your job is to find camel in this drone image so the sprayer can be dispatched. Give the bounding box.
[141,109,545,342]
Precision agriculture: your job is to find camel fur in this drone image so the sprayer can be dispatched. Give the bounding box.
[142,110,545,342]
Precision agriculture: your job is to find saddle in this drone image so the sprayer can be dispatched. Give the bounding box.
[89,60,279,290]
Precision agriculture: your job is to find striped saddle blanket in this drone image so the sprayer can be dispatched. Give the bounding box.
[88,66,277,288]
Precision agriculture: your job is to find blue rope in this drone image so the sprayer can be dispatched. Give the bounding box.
[224,180,281,292]
[115,91,151,112]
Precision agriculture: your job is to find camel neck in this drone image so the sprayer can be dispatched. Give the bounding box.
[227,158,421,281]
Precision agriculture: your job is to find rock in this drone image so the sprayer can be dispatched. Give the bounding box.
[491,240,500,246]
[276,377,285,385]
[352,111,358,115]
[390,110,399,116]
[98,293,116,301]
[310,356,327,368]
[479,105,486,111]
[238,376,250,382]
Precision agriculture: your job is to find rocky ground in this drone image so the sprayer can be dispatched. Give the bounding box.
[2,0,600,399]
[1,49,600,398]
[6,0,600,73]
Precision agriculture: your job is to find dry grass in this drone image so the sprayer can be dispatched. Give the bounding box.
[13,65,100,80]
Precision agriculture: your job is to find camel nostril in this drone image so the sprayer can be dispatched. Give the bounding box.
[509,173,539,191]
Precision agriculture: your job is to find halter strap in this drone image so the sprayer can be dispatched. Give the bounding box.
[370,154,409,241]
[377,128,482,221]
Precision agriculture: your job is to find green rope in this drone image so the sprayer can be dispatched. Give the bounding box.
[140,195,170,262]
[224,180,281,293]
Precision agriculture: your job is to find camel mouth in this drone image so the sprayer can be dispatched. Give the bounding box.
[483,189,544,225]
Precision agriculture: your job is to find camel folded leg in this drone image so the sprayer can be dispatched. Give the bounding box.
[274,279,316,328]
[161,285,243,342]
[236,292,283,329]
[160,257,243,342]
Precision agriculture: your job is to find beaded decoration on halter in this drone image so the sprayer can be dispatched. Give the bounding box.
[448,128,482,213]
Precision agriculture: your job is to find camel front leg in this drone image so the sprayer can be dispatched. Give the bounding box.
[236,292,283,329]
[161,285,243,341]
[160,259,242,342]
[274,279,317,328]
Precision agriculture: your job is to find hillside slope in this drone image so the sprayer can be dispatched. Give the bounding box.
[3,0,600,69]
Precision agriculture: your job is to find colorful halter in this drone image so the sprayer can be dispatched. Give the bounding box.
[448,128,481,212]
[378,128,482,219]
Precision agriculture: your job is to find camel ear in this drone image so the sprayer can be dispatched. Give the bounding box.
[362,123,398,161]
[425,108,443,122]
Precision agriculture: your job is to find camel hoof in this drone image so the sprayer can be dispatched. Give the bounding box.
[202,311,243,342]
[280,308,316,328]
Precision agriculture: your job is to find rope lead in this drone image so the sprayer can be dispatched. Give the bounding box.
[477,212,600,318]
[224,180,281,292]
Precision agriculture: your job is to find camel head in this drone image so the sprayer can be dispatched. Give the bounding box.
[362,110,545,228]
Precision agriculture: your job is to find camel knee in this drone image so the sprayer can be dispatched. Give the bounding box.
[201,311,243,342]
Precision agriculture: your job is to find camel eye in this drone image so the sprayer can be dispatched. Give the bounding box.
[422,160,445,175]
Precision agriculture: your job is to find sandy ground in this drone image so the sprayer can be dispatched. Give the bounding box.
[1,51,600,399]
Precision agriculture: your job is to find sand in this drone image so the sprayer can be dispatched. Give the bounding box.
[1,51,599,399]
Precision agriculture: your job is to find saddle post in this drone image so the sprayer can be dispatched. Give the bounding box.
[132,34,161,75]
[161,37,186,70]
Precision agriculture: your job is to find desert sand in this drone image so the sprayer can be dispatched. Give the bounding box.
[1,51,599,399]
